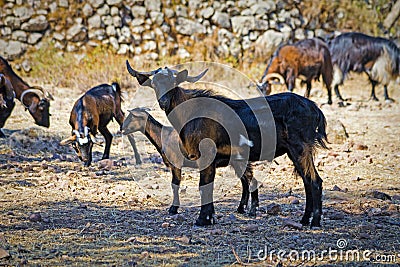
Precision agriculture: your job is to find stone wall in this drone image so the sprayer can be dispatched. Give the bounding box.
[0,0,397,61]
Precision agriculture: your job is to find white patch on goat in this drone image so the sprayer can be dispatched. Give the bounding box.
[332,65,344,87]
[367,47,393,85]
[159,68,169,75]
[77,136,89,145]
[239,134,253,147]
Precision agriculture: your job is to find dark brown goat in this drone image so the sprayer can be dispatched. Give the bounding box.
[0,74,15,137]
[0,56,53,130]
[329,32,400,102]
[121,108,258,216]
[258,38,333,104]
[60,82,141,166]
[127,62,328,228]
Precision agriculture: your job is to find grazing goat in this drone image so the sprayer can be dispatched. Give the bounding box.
[0,56,53,129]
[60,82,141,166]
[0,74,15,137]
[121,108,259,216]
[127,61,328,228]
[329,32,400,102]
[258,38,333,104]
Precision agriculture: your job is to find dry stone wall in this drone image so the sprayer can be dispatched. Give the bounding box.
[0,0,396,61]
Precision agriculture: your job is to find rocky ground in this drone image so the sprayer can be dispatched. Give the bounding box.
[0,74,399,266]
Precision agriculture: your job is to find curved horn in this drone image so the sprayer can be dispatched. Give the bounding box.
[126,60,160,77]
[20,88,44,108]
[128,107,151,113]
[185,69,208,83]
[262,73,285,85]
[29,85,54,101]
[60,135,77,145]
[20,87,54,107]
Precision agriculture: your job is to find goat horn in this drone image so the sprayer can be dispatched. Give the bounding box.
[186,69,209,83]
[126,60,160,77]
[29,85,54,101]
[20,88,44,108]
[60,135,77,145]
[20,87,54,107]
[129,107,151,113]
[262,73,285,85]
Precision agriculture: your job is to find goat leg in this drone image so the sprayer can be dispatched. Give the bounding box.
[237,177,249,214]
[168,168,181,215]
[310,176,323,228]
[369,79,379,101]
[383,85,395,102]
[127,134,142,164]
[248,178,259,217]
[195,165,216,226]
[99,127,112,159]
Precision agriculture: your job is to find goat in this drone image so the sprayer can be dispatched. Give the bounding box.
[0,56,54,129]
[328,32,400,102]
[0,74,15,138]
[121,108,259,216]
[258,38,333,104]
[127,61,328,228]
[60,82,141,166]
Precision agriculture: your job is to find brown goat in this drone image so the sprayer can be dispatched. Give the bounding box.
[121,108,257,216]
[0,74,15,137]
[258,38,333,104]
[60,82,141,166]
[0,56,53,128]
[127,62,328,228]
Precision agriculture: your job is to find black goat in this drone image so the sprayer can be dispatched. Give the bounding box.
[329,32,400,102]
[60,82,141,166]
[258,38,333,104]
[0,74,15,137]
[127,61,328,228]
[0,56,53,130]
[121,108,258,216]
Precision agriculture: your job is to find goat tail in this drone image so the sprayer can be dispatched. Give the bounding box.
[315,106,329,150]
[111,82,123,101]
[300,105,328,181]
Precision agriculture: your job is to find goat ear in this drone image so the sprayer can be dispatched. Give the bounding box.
[60,135,77,145]
[28,101,38,114]
[175,69,188,85]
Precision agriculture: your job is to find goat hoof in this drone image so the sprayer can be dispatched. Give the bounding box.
[168,205,179,215]
[248,207,257,217]
[300,217,310,226]
[84,161,91,167]
[310,219,321,228]
[195,216,215,226]
[237,206,246,214]
[385,98,395,103]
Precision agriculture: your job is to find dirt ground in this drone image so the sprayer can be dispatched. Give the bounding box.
[0,72,399,266]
